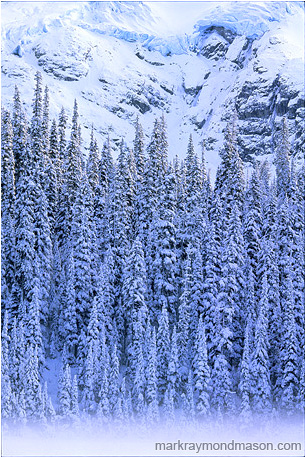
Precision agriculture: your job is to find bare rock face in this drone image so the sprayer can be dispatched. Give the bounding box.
[189,22,305,162]
[194,26,236,61]
[234,74,304,161]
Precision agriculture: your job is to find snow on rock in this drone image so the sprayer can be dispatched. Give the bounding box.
[1,1,304,173]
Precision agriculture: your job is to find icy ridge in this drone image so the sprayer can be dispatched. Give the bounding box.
[2,1,304,57]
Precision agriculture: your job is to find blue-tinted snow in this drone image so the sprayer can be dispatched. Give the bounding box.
[193,2,304,40]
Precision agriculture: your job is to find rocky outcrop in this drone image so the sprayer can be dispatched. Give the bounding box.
[234,75,305,160]
[195,26,236,60]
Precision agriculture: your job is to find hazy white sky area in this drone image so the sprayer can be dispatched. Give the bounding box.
[148,2,220,34]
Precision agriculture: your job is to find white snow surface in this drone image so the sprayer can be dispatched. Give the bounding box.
[1,1,304,177]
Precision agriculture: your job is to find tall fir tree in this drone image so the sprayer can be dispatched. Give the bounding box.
[151,165,177,321]
[193,316,211,419]
[156,305,171,405]
[1,109,16,314]
[239,319,252,424]
[250,272,271,415]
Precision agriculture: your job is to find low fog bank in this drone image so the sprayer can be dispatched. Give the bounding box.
[2,415,304,457]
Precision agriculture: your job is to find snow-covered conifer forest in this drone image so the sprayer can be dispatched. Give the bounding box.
[1,70,305,436]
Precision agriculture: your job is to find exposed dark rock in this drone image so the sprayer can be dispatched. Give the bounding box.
[194,25,236,60]
[203,26,236,44]
[200,34,229,60]
[183,84,203,97]
[160,84,173,95]
[135,52,144,60]
[234,74,305,160]
[232,38,254,68]
[194,118,206,129]
[144,58,164,66]
[126,95,151,114]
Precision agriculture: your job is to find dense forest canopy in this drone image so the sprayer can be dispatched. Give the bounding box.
[1,72,304,429]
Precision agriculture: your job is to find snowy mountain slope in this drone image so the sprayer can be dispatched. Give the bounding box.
[1,1,304,175]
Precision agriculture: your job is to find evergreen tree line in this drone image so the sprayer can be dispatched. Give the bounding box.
[1,72,305,428]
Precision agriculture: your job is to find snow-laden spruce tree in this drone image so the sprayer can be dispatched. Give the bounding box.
[215,202,245,366]
[156,304,171,406]
[243,257,256,339]
[14,136,37,311]
[184,134,203,248]
[108,140,134,354]
[288,159,305,360]
[2,344,13,422]
[145,326,159,425]
[258,241,282,402]
[1,109,16,315]
[55,106,68,248]
[211,352,233,417]
[215,113,245,220]
[193,316,211,419]
[122,236,148,372]
[181,370,195,425]
[239,319,252,425]
[177,251,191,390]
[58,106,67,163]
[202,222,220,362]
[69,171,94,334]
[168,325,179,406]
[87,127,100,193]
[45,117,59,233]
[33,173,52,327]
[58,361,72,419]
[108,343,120,415]
[133,116,145,179]
[82,341,96,415]
[62,249,78,358]
[151,164,177,322]
[137,116,168,251]
[26,260,44,369]
[30,71,43,168]
[12,85,27,182]
[57,100,83,255]
[243,165,263,291]
[97,342,111,425]
[9,318,26,395]
[280,260,299,415]
[250,271,272,415]
[189,246,204,360]
[131,312,146,420]
[23,344,44,422]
